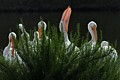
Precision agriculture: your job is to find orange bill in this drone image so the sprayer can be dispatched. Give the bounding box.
[61,6,72,32]
[10,37,14,58]
[10,37,12,42]
[92,26,97,42]
[38,26,42,38]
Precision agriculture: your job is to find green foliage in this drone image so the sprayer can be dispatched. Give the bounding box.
[0,23,120,80]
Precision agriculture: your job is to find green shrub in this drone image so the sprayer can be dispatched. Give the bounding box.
[0,23,119,80]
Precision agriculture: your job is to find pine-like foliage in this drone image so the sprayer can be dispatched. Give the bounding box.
[0,23,119,80]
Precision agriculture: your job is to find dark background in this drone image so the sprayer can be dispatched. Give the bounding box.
[0,0,120,50]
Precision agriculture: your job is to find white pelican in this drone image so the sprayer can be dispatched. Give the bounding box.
[30,31,40,52]
[38,21,48,40]
[19,23,30,41]
[3,32,22,63]
[81,21,97,53]
[100,41,118,61]
[88,21,97,47]
[59,6,79,52]
[59,6,71,48]
[29,31,40,46]
[33,31,39,45]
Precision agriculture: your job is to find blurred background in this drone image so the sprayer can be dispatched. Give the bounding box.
[0,0,120,50]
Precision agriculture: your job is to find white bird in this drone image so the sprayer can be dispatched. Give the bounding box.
[100,41,118,61]
[3,32,22,64]
[30,31,40,52]
[38,21,49,40]
[29,31,40,46]
[87,21,98,47]
[59,6,79,52]
[33,31,39,45]
[19,23,30,41]
[81,21,98,54]
[59,6,72,48]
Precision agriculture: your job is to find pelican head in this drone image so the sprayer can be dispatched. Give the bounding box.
[38,21,47,30]
[88,21,97,43]
[19,23,24,32]
[38,21,47,38]
[59,6,72,33]
[101,41,109,47]
[9,32,16,42]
